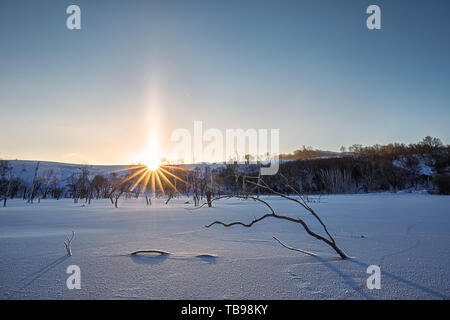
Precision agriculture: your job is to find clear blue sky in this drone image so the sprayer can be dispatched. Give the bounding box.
[0,0,449,164]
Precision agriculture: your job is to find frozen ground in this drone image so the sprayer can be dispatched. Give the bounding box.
[0,194,449,300]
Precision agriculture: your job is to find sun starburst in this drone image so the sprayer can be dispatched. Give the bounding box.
[110,163,190,198]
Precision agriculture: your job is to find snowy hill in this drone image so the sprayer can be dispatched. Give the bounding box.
[8,160,129,186]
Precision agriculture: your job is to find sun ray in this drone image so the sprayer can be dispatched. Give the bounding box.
[154,169,165,196]
[120,167,148,184]
[160,165,191,172]
[110,160,189,199]
[151,170,156,197]
[158,169,179,194]
[142,169,152,194]
[128,168,149,195]
[159,167,188,185]
[110,165,146,174]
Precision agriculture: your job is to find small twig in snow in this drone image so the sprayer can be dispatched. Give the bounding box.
[64,230,75,256]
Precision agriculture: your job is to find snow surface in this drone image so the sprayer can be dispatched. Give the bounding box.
[0,194,449,300]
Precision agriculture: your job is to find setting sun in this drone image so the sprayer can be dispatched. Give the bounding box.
[144,156,161,171]
[135,136,162,171]
[117,136,190,198]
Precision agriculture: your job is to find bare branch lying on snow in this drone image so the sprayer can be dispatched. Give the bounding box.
[197,176,348,259]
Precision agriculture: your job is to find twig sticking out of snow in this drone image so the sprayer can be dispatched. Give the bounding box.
[64,230,75,256]
[272,236,317,257]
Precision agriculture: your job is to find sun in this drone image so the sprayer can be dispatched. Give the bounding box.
[136,137,162,171]
[144,156,161,171]
[112,135,190,198]
[112,158,190,198]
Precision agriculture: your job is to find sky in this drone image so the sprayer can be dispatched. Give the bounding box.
[0,0,449,165]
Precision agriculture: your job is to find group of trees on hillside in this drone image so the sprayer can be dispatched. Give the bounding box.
[220,137,450,195]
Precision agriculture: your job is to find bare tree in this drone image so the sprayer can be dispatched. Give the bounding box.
[320,168,352,193]
[109,179,131,208]
[28,161,40,203]
[1,160,13,207]
[39,168,61,199]
[111,188,124,208]
[3,174,12,207]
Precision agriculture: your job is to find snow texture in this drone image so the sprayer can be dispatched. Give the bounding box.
[0,194,449,299]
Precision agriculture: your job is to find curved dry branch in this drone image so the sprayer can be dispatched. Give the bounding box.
[205,212,274,228]
[202,194,347,259]
[244,177,336,245]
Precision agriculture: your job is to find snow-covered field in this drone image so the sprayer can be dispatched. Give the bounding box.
[0,194,449,300]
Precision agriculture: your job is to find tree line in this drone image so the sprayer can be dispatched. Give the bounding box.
[1,136,449,207]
